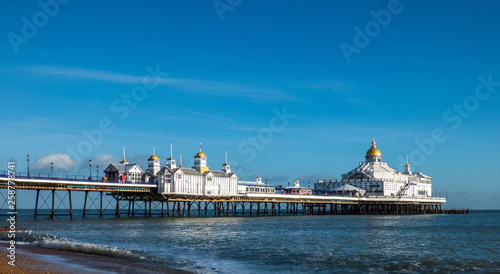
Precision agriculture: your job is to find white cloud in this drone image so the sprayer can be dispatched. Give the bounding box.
[20,65,297,101]
[32,153,77,171]
[293,80,349,93]
[92,154,118,167]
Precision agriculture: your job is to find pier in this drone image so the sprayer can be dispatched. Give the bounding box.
[0,171,463,220]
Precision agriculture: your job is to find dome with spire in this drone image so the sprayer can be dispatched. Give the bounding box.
[366,138,382,157]
[195,152,206,158]
[148,155,160,161]
[195,143,206,158]
[148,147,160,161]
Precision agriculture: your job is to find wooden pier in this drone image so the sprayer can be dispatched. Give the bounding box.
[0,176,466,220]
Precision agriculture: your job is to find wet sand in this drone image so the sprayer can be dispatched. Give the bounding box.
[0,243,190,273]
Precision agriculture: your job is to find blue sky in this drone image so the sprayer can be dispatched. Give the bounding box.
[1,0,499,209]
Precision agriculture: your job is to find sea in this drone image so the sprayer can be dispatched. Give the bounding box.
[2,210,500,273]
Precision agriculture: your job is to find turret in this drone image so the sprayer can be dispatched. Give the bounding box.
[222,151,231,174]
[193,143,209,174]
[256,174,263,184]
[404,155,412,175]
[147,147,161,174]
[166,144,176,169]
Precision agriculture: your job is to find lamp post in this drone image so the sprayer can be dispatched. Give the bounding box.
[97,165,99,181]
[51,162,53,178]
[89,160,92,181]
[27,153,30,178]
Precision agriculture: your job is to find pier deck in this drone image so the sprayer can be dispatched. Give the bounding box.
[0,175,457,220]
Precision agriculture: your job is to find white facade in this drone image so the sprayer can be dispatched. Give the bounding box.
[238,175,276,194]
[158,148,239,196]
[315,139,433,197]
[103,163,145,184]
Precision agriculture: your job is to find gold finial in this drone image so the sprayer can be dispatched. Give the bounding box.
[120,147,128,163]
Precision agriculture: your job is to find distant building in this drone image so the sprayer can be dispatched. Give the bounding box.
[280,179,312,195]
[315,138,432,197]
[238,175,276,194]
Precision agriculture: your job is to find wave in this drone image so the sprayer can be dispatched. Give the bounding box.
[0,231,151,262]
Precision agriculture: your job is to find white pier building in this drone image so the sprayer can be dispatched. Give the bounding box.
[315,139,433,197]
[157,146,239,196]
[238,175,276,194]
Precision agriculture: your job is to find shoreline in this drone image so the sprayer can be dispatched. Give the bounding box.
[0,243,190,273]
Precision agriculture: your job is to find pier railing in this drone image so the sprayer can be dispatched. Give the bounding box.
[0,170,152,185]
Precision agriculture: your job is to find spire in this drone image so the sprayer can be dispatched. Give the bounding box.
[200,143,202,152]
[167,143,174,161]
[153,147,155,155]
[222,150,231,173]
[179,154,183,167]
[120,147,128,164]
[404,155,412,174]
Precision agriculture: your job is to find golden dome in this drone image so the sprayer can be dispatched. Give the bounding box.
[195,152,206,158]
[149,155,160,161]
[405,163,410,168]
[365,139,382,157]
[167,156,174,161]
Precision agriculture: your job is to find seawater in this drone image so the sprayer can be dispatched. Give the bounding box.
[2,210,500,273]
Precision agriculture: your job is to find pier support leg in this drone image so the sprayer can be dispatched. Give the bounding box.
[115,192,121,218]
[34,189,40,219]
[100,191,104,218]
[68,190,73,220]
[83,191,88,218]
[51,189,55,220]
